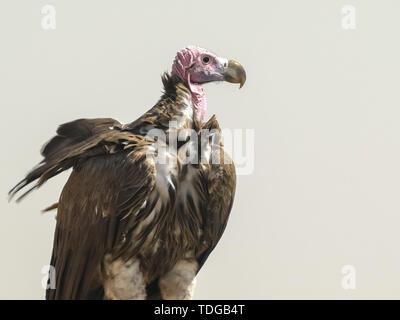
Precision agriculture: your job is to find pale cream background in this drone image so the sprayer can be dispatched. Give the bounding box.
[1,0,400,299]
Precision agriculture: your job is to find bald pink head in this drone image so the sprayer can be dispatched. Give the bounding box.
[171,46,227,121]
[171,46,228,84]
[171,46,246,121]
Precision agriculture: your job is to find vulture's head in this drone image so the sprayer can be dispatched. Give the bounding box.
[172,46,246,89]
[171,46,246,120]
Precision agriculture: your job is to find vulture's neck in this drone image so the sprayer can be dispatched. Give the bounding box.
[166,73,206,122]
[188,83,207,121]
[124,74,205,134]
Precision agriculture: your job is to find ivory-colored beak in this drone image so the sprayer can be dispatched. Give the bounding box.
[223,60,246,88]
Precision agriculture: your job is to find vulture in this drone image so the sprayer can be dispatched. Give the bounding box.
[9,46,246,300]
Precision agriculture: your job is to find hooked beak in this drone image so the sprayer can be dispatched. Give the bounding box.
[223,60,246,88]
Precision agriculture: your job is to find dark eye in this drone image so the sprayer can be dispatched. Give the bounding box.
[202,56,210,64]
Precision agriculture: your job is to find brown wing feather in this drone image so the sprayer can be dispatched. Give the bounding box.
[9,118,157,299]
[47,148,156,299]
[9,118,141,201]
[41,118,122,158]
[196,116,237,271]
[197,152,236,271]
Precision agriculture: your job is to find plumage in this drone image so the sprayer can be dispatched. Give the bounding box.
[9,46,245,300]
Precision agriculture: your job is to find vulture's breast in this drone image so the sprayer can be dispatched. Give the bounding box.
[125,136,211,281]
